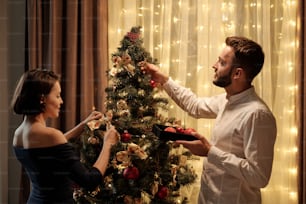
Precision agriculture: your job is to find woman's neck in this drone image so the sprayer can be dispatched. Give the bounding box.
[24,114,46,126]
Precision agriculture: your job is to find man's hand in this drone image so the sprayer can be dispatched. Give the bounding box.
[138,62,169,85]
[175,132,211,156]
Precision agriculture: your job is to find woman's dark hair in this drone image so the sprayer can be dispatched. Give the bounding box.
[11,69,60,115]
[226,36,265,82]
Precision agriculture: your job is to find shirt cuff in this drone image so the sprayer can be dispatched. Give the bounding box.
[162,77,176,93]
[162,77,172,86]
[207,145,224,165]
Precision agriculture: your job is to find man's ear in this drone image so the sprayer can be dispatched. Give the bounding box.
[233,68,243,79]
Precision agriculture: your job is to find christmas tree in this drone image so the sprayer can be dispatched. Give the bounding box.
[73,26,197,204]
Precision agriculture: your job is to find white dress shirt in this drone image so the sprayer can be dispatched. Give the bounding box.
[163,78,277,204]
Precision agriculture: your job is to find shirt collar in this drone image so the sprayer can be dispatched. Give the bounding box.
[227,86,255,104]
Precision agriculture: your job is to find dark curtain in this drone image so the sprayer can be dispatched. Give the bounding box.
[302,0,306,203]
[20,0,108,203]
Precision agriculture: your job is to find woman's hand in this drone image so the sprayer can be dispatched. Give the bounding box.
[64,111,103,140]
[94,125,119,175]
[82,111,103,125]
[103,125,119,146]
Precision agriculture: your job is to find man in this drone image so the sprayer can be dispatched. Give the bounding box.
[140,36,277,204]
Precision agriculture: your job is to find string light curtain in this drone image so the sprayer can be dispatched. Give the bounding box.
[108,0,300,203]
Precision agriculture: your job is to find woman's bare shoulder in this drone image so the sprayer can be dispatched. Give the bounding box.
[21,124,67,148]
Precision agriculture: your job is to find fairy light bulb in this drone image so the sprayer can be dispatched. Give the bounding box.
[289,191,297,200]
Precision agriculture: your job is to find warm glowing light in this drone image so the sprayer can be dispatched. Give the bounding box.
[222,15,229,22]
[291,147,298,153]
[198,26,204,31]
[289,191,297,200]
[288,85,297,92]
[287,108,294,114]
[289,168,297,175]
[290,126,297,135]
[286,0,296,6]
[289,20,296,27]
[289,41,296,47]
[202,83,210,89]
[221,2,234,11]
[173,16,179,23]
[174,79,183,84]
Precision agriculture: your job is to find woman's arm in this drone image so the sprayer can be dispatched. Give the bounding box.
[64,111,103,141]
[93,125,118,175]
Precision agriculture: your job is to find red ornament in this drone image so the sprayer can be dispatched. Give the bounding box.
[157,186,169,199]
[123,166,139,180]
[121,130,132,142]
[150,80,157,88]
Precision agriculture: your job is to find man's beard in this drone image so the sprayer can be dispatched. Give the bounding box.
[212,65,236,88]
[213,72,232,87]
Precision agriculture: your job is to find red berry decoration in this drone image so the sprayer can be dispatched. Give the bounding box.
[121,130,132,142]
[150,80,157,88]
[157,186,169,199]
[123,166,139,180]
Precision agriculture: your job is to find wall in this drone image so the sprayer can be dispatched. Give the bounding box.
[0,0,25,203]
[0,0,9,203]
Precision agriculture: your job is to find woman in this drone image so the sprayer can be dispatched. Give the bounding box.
[11,69,118,203]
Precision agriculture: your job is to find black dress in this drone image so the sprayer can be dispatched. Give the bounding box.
[13,143,103,204]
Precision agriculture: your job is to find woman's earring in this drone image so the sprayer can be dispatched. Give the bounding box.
[40,100,46,108]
